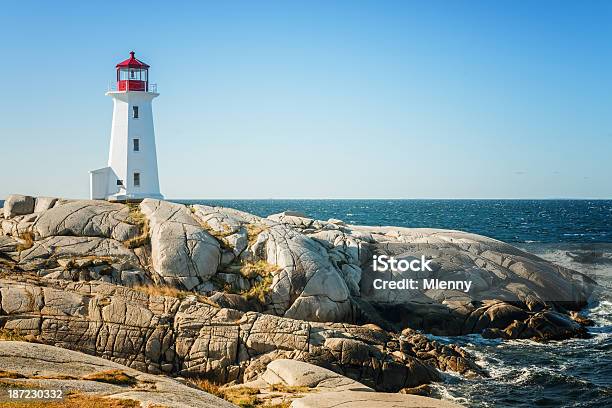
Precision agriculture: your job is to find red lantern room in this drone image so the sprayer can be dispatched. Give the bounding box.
[116,51,150,92]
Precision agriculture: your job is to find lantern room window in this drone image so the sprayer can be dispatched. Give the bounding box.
[118,68,148,82]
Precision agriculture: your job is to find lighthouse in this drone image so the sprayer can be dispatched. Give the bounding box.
[90,51,163,201]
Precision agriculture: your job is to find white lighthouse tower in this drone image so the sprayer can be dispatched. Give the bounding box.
[90,51,163,201]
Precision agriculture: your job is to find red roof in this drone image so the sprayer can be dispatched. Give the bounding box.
[116,51,150,69]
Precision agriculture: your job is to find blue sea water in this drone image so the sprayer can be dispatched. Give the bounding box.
[175,199,612,243]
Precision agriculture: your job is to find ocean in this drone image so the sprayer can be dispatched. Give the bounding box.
[176,199,612,243]
[3,198,611,406]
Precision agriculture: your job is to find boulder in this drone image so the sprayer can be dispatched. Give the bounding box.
[3,194,35,219]
[33,196,58,213]
[261,359,372,391]
[32,200,139,242]
[260,224,352,321]
[140,199,221,290]
[482,310,588,340]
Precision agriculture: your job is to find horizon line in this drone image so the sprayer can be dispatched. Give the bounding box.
[2,196,612,201]
[169,197,612,201]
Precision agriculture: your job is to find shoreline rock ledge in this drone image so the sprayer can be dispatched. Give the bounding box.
[0,194,599,406]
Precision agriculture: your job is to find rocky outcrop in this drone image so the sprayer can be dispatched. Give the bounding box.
[0,278,481,392]
[141,199,221,290]
[267,216,597,337]
[0,194,597,341]
[482,310,589,340]
[19,236,140,268]
[0,340,238,407]
[32,200,139,241]
[0,193,602,407]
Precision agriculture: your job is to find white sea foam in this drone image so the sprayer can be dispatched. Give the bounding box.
[429,383,474,406]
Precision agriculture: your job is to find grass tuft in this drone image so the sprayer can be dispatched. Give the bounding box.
[124,205,150,249]
[240,261,279,304]
[239,260,280,279]
[189,379,302,407]
[215,260,279,303]
[242,275,274,304]
[245,223,268,247]
[188,379,290,408]
[197,220,235,250]
[81,369,137,386]
[0,328,30,342]
[16,231,34,252]
[268,384,309,394]
[0,370,25,379]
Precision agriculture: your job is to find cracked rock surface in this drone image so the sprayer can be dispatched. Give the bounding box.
[0,340,238,407]
[0,194,597,340]
[0,278,481,391]
[141,199,221,290]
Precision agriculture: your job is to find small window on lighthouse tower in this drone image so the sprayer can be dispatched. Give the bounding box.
[133,172,141,187]
[133,138,140,152]
[132,106,139,119]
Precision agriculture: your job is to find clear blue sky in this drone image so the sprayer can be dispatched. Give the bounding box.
[1,0,611,199]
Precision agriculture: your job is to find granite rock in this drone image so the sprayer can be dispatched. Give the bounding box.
[0,341,238,408]
[140,199,221,290]
[3,194,35,219]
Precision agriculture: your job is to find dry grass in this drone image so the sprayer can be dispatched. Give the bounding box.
[0,393,140,408]
[268,384,309,394]
[195,215,268,252]
[222,388,260,407]
[0,370,25,379]
[239,260,278,304]
[242,275,274,304]
[189,379,263,408]
[31,374,78,380]
[0,328,30,342]
[215,260,279,303]
[197,220,235,249]
[124,205,150,249]
[245,223,268,247]
[57,256,114,271]
[239,260,280,279]
[132,285,219,308]
[16,231,34,252]
[188,378,224,396]
[81,369,137,386]
[188,379,301,407]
